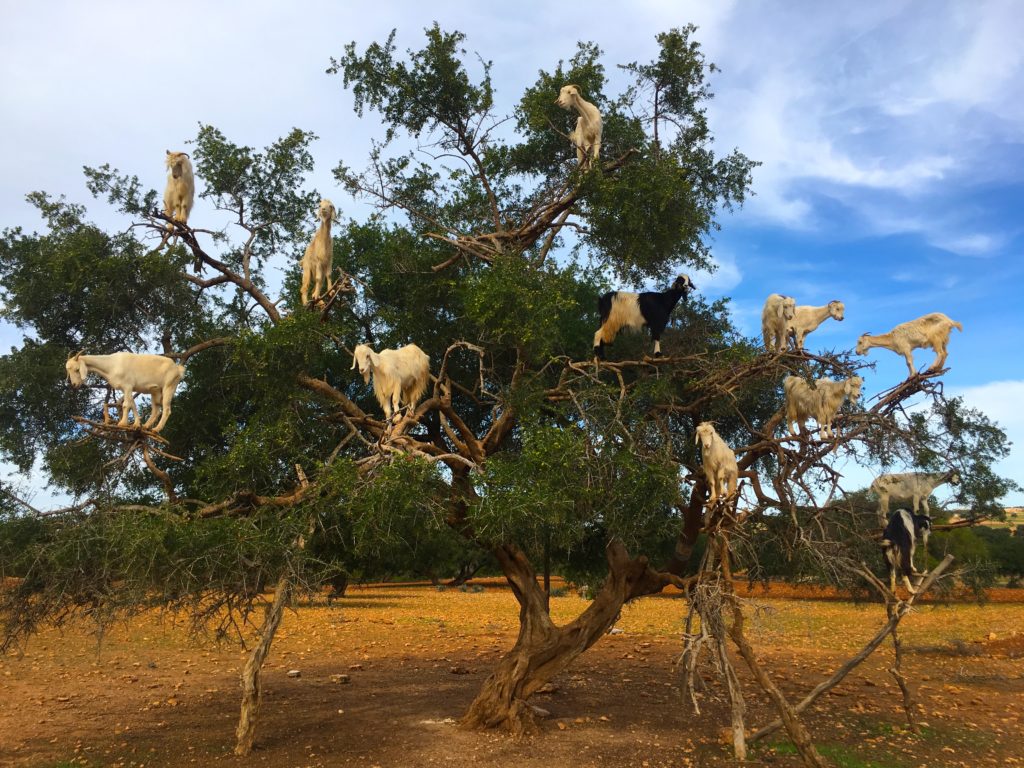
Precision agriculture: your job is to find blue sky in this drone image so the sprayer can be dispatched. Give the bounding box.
[1,0,1021,505]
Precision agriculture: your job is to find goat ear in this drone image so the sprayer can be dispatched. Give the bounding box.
[77,358,89,382]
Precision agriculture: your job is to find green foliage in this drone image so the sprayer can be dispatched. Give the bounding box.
[973,526,1024,578]
[461,255,596,362]
[0,194,198,350]
[0,505,327,648]
[579,155,711,282]
[330,25,494,146]
[470,419,679,564]
[192,124,321,261]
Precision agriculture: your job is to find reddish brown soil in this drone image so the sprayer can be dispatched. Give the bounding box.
[1,583,1022,767]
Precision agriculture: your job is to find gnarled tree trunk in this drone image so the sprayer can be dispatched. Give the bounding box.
[461,540,673,734]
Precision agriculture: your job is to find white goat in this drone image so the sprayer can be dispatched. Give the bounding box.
[555,84,602,166]
[163,151,194,228]
[787,300,844,351]
[855,313,963,377]
[695,422,738,506]
[301,199,336,305]
[761,294,796,353]
[351,344,431,422]
[783,374,863,439]
[870,469,961,525]
[66,352,185,432]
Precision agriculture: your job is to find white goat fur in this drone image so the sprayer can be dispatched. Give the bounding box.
[787,301,845,351]
[855,312,963,377]
[301,199,336,305]
[556,85,602,165]
[163,151,194,227]
[783,375,863,439]
[595,293,643,345]
[871,469,961,524]
[66,352,185,432]
[761,294,796,352]
[695,422,738,505]
[351,344,431,422]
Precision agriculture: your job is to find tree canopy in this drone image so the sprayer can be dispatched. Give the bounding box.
[0,23,1017,759]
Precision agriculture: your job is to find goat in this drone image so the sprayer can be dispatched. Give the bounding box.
[695,422,738,506]
[300,199,336,305]
[855,313,963,377]
[783,374,863,439]
[593,275,696,360]
[555,84,602,166]
[761,294,796,353]
[351,343,431,423]
[163,151,195,228]
[66,351,185,432]
[870,469,961,525]
[787,300,844,351]
[881,508,932,594]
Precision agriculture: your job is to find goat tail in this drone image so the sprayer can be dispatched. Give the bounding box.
[952,320,963,332]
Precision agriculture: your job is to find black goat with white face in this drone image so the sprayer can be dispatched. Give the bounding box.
[593,275,696,360]
[881,508,932,594]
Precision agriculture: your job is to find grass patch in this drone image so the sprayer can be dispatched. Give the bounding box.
[760,740,907,768]
[760,716,999,768]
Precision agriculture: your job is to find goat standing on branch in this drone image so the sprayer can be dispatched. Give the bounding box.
[351,343,430,423]
[163,151,194,229]
[870,469,961,526]
[761,293,796,353]
[856,312,963,377]
[695,422,738,506]
[787,300,844,351]
[783,374,863,439]
[881,508,932,594]
[301,199,336,305]
[593,275,696,360]
[556,84,602,166]
[66,351,185,432]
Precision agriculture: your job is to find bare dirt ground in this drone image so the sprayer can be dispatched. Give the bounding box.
[1,582,1022,768]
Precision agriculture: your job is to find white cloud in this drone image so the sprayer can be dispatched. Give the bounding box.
[704,0,1023,239]
[952,380,1024,433]
[951,380,1024,504]
[927,232,1006,257]
[696,249,743,296]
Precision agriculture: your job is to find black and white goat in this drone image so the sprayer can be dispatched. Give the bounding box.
[593,275,696,360]
[881,508,932,594]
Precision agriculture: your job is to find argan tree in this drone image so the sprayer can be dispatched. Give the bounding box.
[0,24,1015,761]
